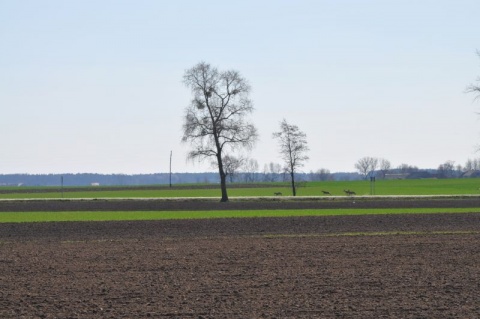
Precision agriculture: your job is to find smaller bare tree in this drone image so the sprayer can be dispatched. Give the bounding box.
[437,160,455,179]
[378,158,391,179]
[354,157,378,180]
[242,158,259,183]
[221,155,245,183]
[262,162,283,182]
[273,119,309,196]
[465,159,474,171]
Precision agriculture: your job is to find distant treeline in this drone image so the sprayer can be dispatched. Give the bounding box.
[0,173,217,187]
[0,172,363,187]
[0,166,472,187]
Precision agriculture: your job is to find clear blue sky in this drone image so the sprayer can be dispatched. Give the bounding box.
[1,0,479,174]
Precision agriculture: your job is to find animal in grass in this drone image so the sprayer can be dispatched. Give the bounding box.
[322,190,331,195]
[344,189,356,196]
[274,192,282,196]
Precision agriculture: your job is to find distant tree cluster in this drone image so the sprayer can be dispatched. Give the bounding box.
[464,158,480,171]
[354,157,391,180]
[437,160,456,179]
[309,168,332,181]
[396,163,419,174]
[351,157,480,179]
[262,162,284,182]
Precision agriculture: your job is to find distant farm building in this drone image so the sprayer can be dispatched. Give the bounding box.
[461,170,480,178]
[384,173,409,180]
[384,171,435,180]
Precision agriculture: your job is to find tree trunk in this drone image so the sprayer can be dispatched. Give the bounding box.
[217,154,229,202]
[290,172,296,196]
[219,171,228,202]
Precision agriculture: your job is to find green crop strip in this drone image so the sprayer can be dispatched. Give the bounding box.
[1,207,480,223]
[3,178,480,199]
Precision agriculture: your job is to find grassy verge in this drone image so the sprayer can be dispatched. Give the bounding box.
[1,207,480,223]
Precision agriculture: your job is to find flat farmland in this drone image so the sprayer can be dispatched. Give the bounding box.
[3,178,480,199]
[1,197,480,318]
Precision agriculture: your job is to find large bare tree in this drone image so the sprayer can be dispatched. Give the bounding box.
[273,119,309,196]
[182,62,258,202]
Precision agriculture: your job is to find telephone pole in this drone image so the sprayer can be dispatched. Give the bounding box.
[169,151,172,188]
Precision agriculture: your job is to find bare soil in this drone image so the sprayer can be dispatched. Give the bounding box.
[1,200,480,318]
[2,196,480,212]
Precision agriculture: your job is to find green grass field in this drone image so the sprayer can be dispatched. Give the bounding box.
[1,178,480,199]
[1,207,480,223]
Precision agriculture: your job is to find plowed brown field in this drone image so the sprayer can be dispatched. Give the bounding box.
[1,199,479,318]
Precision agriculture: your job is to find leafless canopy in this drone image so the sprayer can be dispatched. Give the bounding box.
[182,62,258,201]
[354,157,379,179]
[273,119,309,196]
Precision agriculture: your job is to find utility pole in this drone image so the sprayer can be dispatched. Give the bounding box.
[61,175,64,198]
[169,151,172,188]
[370,176,375,195]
